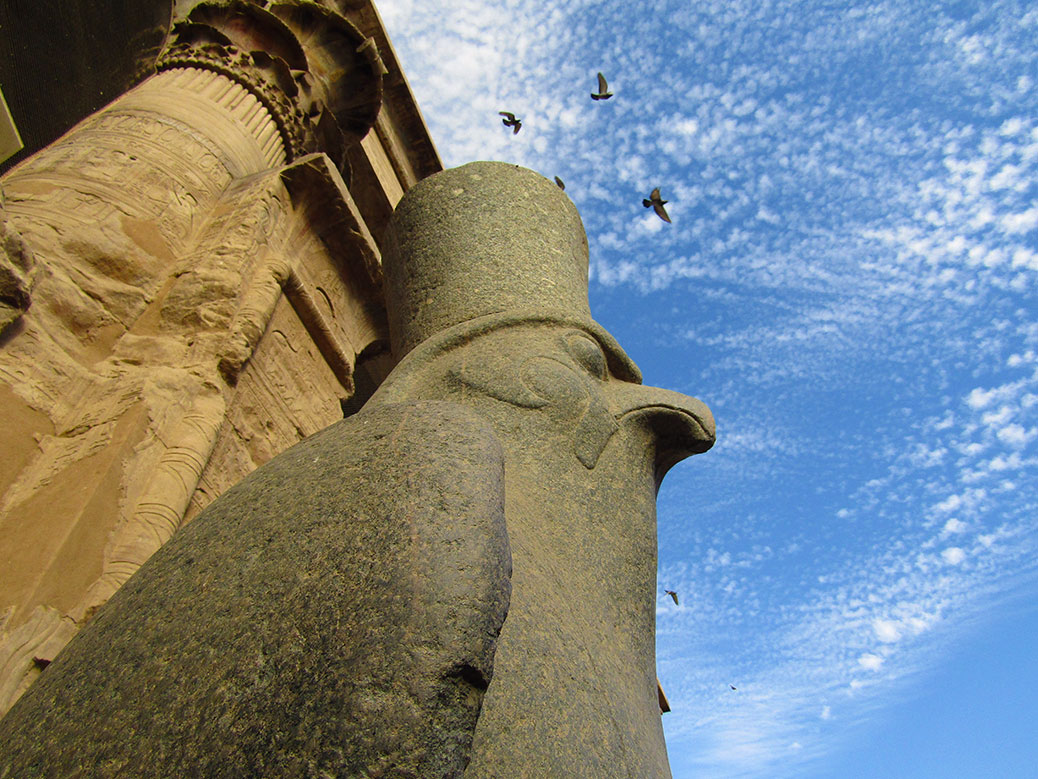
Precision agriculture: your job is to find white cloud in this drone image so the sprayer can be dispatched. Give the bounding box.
[1002,207,1038,233]
[942,547,966,565]
[996,423,1034,447]
[676,118,700,136]
[872,619,901,643]
[932,494,962,514]
[981,406,1013,427]
[966,387,998,409]
[858,654,884,671]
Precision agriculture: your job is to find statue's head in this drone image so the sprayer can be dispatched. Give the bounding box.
[374,162,714,484]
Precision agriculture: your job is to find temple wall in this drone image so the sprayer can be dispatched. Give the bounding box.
[0,0,440,714]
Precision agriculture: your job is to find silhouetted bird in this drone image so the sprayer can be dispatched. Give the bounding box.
[554,176,565,190]
[591,72,613,100]
[642,187,671,223]
[665,589,679,605]
[729,685,737,691]
[499,111,522,134]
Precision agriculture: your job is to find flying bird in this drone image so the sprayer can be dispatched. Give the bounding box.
[554,176,565,190]
[729,685,737,691]
[664,589,679,605]
[591,72,613,100]
[499,111,522,134]
[642,187,671,223]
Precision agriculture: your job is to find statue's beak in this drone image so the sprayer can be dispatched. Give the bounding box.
[605,383,715,485]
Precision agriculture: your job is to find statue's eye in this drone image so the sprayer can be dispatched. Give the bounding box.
[565,333,607,380]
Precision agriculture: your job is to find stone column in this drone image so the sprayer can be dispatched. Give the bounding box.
[0,0,386,715]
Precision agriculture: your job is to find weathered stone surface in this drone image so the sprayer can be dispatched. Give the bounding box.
[371,162,716,777]
[159,0,385,170]
[372,319,713,778]
[383,162,593,357]
[0,195,34,334]
[0,400,510,778]
[0,157,711,777]
[0,150,368,712]
[0,605,75,716]
[0,0,439,714]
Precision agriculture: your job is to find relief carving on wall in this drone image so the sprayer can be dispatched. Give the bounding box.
[0,0,392,715]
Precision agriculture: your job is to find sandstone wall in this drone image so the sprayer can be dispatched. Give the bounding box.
[0,0,440,714]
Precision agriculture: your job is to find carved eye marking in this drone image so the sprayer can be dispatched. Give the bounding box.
[564,332,608,380]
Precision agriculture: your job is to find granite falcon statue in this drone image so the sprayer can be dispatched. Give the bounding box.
[372,162,714,776]
[0,163,715,779]
[0,405,512,776]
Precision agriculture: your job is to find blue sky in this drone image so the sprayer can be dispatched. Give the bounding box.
[377,1,1038,776]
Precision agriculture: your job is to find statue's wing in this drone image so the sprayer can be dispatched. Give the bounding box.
[0,400,511,779]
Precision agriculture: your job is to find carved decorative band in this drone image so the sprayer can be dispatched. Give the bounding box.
[157,42,311,160]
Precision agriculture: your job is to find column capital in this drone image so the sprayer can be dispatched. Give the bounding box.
[155,0,385,170]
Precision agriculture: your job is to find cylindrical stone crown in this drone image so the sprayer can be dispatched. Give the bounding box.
[383,161,592,357]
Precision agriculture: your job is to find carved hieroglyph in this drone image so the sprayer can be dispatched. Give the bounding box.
[0,162,714,777]
[0,0,409,715]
